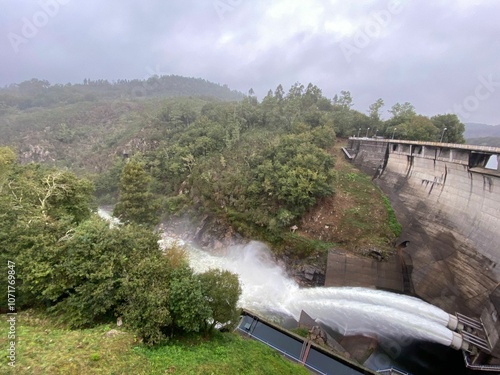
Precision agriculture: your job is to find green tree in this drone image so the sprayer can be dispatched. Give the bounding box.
[388,102,416,122]
[168,266,212,333]
[431,114,466,143]
[368,98,384,122]
[199,269,241,331]
[0,162,93,309]
[405,115,439,141]
[114,158,159,227]
[17,217,162,327]
[251,133,335,219]
[332,91,355,137]
[118,246,175,345]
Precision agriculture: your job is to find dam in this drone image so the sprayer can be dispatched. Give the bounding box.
[344,138,500,367]
[158,237,489,373]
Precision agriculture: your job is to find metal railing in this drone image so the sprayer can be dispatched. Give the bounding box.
[462,351,500,372]
[349,137,500,153]
[236,327,327,375]
[376,367,411,375]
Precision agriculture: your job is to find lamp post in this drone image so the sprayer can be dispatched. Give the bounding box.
[366,127,370,138]
[392,128,396,140]
[440,127,447,143]
[357,128,361,137]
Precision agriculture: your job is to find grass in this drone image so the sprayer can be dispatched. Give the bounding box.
[0,310,309,375]
[333,142,401,252]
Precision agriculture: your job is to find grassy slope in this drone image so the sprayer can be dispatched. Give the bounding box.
[0,311,309,375]
[297,142,401,255]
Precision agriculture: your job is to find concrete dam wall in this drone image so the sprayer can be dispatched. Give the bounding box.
[346,138,500,317]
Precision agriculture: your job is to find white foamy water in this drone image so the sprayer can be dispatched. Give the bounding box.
[292,287,450,327]
[174,239,455,347]
[97,208,121,226]
[183,241,299,314]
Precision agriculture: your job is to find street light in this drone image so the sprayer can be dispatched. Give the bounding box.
[357,128,361,137]
[366,127,370,138]
[440,127,447,143]
[392,128,397,139]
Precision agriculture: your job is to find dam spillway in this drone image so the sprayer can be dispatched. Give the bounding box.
[345,138,500,365]
[346,138,500,316]
[165,239,466,349]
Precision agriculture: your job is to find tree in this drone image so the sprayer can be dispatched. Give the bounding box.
[431,114,466,144]
[0,147,16,192]
[388,102,416,122]
[199,269,241,331]
[114,158,159,227]
[0,161,96,310]
[18,216,163,327]
[252,133,335,218]
[168,266,212,333]
[405,115,438,141]
[274,84,285,103]
[332,91,356,137]
[118,243,175,345]
[368,98,384,122]
[333,90,353,109]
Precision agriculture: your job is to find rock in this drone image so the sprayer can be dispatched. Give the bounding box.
[309,326,327,346]
[302,265,317,281]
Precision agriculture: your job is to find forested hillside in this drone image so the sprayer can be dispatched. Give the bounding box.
[465,122,500,147]
[0,78,472,371]
[0,78,467,255]
[0,76,244,110]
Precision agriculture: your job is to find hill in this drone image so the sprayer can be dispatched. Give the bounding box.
[0,81,404,258]
[464,122,500,147]
[0,96,211,174]
[0,76,244,111]
[0,75,244,172]
[465,122,500,138]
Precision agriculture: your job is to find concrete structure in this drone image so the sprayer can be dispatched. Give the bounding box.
[325,250,406,293]
[237,309,377,374]
[480,286,500,365]
[345,138,500,363]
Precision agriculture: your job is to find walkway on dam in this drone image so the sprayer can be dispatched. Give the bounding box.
[325,250,405,292]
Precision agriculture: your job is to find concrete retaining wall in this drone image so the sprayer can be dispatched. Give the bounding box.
[347,139,500,316]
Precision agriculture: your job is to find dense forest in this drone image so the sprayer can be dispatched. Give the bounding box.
[0,76,244,110]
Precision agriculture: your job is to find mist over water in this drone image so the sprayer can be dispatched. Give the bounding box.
[183,240,299,314]
[169,239,455,347]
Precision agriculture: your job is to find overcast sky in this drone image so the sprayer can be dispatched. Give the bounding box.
[1,0,499,124]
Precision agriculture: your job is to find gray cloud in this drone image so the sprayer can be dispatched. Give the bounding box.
[1,0,499,124]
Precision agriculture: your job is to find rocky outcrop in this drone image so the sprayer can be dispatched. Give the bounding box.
[159,213,243,253]
[159,212,327,286]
